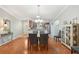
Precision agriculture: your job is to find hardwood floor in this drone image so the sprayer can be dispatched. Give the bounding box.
[0,35,71,54]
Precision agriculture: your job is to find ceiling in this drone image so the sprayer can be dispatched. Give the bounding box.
[0,5,67,21]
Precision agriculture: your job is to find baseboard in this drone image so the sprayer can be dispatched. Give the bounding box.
[0,35,22,46]
[61,41,71,50]
[0,40,12,46]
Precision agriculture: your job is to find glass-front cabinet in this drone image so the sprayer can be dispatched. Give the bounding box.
[61,24,79,49]
[61,27,65,43]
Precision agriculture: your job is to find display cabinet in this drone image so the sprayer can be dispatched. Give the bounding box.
[61,24,79,49]
[61,26,65,43]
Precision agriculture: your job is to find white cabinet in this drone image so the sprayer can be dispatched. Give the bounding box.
[61,26,65,43]
[61,24,79,49]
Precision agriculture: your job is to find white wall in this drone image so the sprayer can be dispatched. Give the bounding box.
[51,23,59,37]
[0,8,23,39]
[50,20,59,37]
[11,20,22,39]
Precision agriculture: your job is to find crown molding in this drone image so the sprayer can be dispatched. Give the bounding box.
[54,5,69,20]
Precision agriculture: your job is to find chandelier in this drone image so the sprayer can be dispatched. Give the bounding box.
[35,5,43,23]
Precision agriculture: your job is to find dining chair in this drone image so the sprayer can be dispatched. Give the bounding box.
[39,34,48,51]
[29,34,38,51]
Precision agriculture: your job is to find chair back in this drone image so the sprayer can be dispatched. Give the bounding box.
[29,34,38,44]
[39,34,48,45]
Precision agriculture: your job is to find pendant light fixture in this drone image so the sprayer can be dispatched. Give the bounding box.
[35,5,43,23]
[36,5,40,18]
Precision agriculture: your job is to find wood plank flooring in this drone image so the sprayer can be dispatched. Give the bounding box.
[0,35,71,54]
